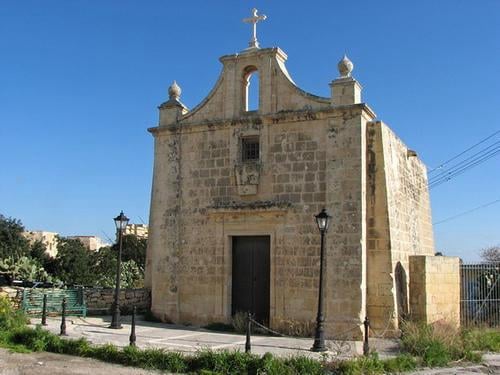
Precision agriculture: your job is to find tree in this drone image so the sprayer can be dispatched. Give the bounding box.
[0,214,30,261]
[92,245,144,288]
[0,256,54,282]
[111,234,147,268]
[480,245,500,263]
[55,237,95,286]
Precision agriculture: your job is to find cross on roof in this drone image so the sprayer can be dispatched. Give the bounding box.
[242,8,267,49]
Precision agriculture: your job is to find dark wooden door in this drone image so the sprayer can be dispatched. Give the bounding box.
[231,236,270,324]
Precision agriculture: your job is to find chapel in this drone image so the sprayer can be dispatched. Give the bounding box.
[145,10,458,339]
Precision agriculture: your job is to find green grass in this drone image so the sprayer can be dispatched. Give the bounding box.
[400,320,499,367]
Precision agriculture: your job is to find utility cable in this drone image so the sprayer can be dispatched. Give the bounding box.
[429,129,500,174]
[433,198,500,225]
[429,147,500,189]
[429,140,500,183]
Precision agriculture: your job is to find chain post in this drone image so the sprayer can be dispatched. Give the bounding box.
[245,311,252,353]
[129,306,137,347]
[60,297,67,336]
[363,316,369,355]
[41,294,47,326]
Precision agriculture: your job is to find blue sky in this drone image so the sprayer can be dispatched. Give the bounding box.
[1,1,498,261]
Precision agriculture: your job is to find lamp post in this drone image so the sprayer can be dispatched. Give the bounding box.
[311,208,331,352]
[110,210,129,329]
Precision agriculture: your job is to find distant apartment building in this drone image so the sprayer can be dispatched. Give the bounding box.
[23,231,59,257]
[67,235,109,251]
[124,224,148,239]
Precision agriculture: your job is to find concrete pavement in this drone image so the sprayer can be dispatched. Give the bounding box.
[31,315,375,360]
[21,316,499,374]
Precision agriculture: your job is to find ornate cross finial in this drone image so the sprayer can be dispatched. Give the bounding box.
[242,8,267,49]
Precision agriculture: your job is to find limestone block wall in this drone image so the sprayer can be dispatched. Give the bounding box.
[0,287,150,315]
[366,121,435,333]
[145,45,439,340]
[0,286,23,309]
[409,256,460,324]
[84,288,151,314]
[146,105,374,339]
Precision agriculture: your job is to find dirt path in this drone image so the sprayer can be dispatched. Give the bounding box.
[0,348,163,375]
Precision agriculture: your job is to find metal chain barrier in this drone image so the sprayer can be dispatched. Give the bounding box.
[369,311,396,339]
[245,314,369,357]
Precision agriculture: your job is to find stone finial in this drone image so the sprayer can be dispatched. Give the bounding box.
[168,81,181,100]
[338,55,354,78]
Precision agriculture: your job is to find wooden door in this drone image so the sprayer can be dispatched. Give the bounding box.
[231,236,270,324]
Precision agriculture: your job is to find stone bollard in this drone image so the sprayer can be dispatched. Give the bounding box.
[363,316,370,356]
[60,297,67,336]
[41,294,47,326]
[129,306,137,347]
[245,311,252,354]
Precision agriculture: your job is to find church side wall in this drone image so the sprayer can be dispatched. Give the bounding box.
[366,122,397,332]
[376,122,435,330]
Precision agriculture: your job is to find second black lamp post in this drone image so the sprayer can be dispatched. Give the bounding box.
[311,208,331,352]
[109,210,129,329]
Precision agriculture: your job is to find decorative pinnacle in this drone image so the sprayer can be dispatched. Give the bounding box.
[242,8,267,49]
[338,54,354,78]
[168,81,181,100]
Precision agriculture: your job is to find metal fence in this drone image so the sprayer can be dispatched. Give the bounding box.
[460,262,500,327]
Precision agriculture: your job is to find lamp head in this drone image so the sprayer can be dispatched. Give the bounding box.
[114,211,130,231]
[314,208,331,233]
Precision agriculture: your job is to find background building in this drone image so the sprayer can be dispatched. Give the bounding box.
[67,235,109,251]
[23,231,58,257]
[124,224,148,239]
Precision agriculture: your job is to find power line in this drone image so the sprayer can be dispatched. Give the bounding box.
[429,146,500,189]
[429,140,500,183]
[433,198,500,225]
[429,129,500,173]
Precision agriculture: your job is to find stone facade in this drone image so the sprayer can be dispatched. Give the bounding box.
[124,224,149,239]
[145,45,442,338]
[23,231,59,257]
[409,256,460,325]
[67,235,108,251]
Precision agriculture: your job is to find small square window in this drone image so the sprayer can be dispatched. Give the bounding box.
[242,137,259,162]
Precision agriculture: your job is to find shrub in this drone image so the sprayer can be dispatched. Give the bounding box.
[462,328,500,352]
[0,295,28,331]
[231,311,247,333]
[258,352,290,375]
[400,320,487,367]
[284,355,323,374]
[138,347,187,372]
[382,353,417,373]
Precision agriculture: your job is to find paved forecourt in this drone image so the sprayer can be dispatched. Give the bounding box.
[30,316,380,360]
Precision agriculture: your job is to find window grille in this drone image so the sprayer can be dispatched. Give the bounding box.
[242,137,259,162]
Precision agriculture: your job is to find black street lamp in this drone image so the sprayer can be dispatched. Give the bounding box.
[311,208,331,352]
[109,210,129,329]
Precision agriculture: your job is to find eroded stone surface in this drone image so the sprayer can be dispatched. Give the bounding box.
[145,44,456,340]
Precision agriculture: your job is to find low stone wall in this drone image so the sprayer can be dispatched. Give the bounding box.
[409,255,460,325]
[0,286,150,315]
[0,286,24,309]
[84,288,151,315]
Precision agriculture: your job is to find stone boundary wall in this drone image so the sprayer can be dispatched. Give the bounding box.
[0,286,150,315]
[0,286,23,309]
[84,288,151,315]
[409,255,460,325]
